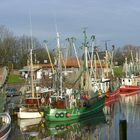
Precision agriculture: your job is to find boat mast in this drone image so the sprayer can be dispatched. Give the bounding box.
[96,49,104,79]
[71,37,81,68]
[83,30,89,92]
[94,54,97,82]
[56,32,63,98]
[90,35,95,76]
[130,50,134,75]
[30,48,35,98]
[43,40,54,73]
[125,57,128,77]
[105,43,109,78]
[83,30,88,71]
[91,35,95,64]
[29,14,35,98]
[111,45,115,77]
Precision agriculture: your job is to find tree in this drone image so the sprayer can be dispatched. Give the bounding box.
[114,48,124,66]
[0,25,17,68]
[122,44,138,62]
[33,47,54,64]
[15,35,42,68]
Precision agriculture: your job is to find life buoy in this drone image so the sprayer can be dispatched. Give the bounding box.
[55,113,59,118]
[60,124,64,130]
[66,112,71,118]
[55,125,60,130]
[59,112,64,118]
[41,97,45,104]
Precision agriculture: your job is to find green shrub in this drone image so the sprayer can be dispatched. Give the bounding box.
[113,66,123,77]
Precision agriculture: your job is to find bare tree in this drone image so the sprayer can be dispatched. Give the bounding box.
[0,25,16,67]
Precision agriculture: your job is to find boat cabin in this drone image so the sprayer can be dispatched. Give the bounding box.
[121,77,134,86]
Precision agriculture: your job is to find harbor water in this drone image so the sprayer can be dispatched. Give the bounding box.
[7,94,140,140]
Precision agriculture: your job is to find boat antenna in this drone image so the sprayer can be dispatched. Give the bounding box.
[29,12,34,50]
[52,6,58,34]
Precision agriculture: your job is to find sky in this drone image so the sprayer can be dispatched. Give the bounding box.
[0,0,140,49]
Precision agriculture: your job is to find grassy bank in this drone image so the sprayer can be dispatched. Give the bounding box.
[7,74,25,84]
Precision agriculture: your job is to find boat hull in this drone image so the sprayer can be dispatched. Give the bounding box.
[120,85,140,91]
[17,111,43,119]
[0,113,11,140]
[105,88,120,106]
[44,95,105,121]
[17,107,43,119]
[120,85,140,96]
[46,111,106,135]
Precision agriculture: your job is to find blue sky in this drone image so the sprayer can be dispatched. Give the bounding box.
[0,0,140,49]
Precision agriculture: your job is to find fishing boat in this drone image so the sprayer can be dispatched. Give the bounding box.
[89,42,120,106]
[120,56,140,97]
[91,77,120,107]
[44,31,105,122]
[103,46,120,105]
[120,75,140,97]
[0,112,11,140]
[17,49,45,119]
[105,86,120,106]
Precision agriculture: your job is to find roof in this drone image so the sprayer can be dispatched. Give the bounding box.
[64,58,110,68]
[64,58,81,68]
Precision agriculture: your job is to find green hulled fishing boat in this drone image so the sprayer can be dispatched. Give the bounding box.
[44,95,105,121]
[44,31,105,122]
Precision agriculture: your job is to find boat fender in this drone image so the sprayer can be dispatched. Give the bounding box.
[98,89,102,97]
[66,124,71,129]
[41,97,45,104]
[60,112,64,118]
[66,112,71,117]
[55,113,59,118]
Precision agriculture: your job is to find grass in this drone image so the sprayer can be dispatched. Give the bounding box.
[7,74,25,84]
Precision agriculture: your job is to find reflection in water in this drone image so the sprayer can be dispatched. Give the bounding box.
[120,94,140,124]
[8,117,45,140]
[119,94,140,140]
[18,118,43,132]
[7,95,140,140]
[8,111,109,140]
[44,111,107,140]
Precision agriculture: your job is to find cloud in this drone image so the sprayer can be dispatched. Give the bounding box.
[0,0,140,47]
